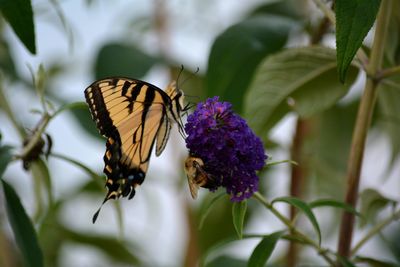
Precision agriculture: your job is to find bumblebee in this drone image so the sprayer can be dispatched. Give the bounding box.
[184,156,215,199]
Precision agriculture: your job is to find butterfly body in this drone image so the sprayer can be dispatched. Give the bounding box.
[85,77,185,221]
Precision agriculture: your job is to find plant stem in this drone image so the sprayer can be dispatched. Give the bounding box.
[266,159,298,167]
[183,201,200,267]
[252,192,336,266]
[337,0,392,260]
[0,83,26,138]
[287,119,309,267]
[50,152,103,183]
[153,0,170,61]
[381,78,400,90]
[19,113,51,160]
[253,192,292,228]
[312,0,336,25]
[377,65,400,80]
[351,209,400,256]
[287,11,332,265]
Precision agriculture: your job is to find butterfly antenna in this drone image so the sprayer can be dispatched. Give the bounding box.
[182,102,192,112]
[184,94,201,102]
[176,65,185,89]
[177,120,187,139]
[176,65,200,90]
[186,102,196,110]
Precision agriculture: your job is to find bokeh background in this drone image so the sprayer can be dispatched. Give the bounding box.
[1,0,400,266]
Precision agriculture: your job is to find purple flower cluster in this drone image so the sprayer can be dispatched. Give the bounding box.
[184,97,267,201]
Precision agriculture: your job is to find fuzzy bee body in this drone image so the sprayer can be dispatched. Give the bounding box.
[184,156,214,199]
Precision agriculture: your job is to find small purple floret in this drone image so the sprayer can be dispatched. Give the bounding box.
[184,97,267,201]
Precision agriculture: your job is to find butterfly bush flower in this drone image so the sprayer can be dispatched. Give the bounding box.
[184,96,267,201]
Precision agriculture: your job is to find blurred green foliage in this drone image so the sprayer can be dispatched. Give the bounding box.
[0,0,36,54]
[2,179,44,267]
[94,42,159,79]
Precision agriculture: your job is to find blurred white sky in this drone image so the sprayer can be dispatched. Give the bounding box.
[1,0,399,266]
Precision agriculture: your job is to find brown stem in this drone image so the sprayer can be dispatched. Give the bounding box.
[287,14,331,267]
[377,65,400,80]
[336,80,378,260]
[153,2,201,266]
[183,201,200,267]
[153,0,170,60]
[337,0,392,261]
[287,119,309,267]
[310,17,331,45]
[0,231,18,267]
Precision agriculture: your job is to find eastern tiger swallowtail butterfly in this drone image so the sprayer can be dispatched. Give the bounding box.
[184,156,215,199]
[84,77,186,223]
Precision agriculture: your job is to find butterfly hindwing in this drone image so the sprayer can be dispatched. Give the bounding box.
[85,77,183,210]
[155,114,171,156]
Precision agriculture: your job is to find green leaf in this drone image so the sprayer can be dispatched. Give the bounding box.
[54,154,94,177]
[0,37,18,79]
[338,256,357,267]
[50,153,103,184]
[30,159,52,223]
[247,231,285,267]
[0,0,36,54]
[311,100,359,199]
[1,180,44,267]
[245,46,358,137]
[355,256,399,267]
[34,64,47,97]
[206,15,294,113]
[206,255,247,267]
[335,0,381,82]
[384,1,400,65]
[248,0,305,21]
[31,159,53,206]
[309,198,361,217]
[232,201,247,239]
[199,192,226,230]
[36,202,64,267]
[272,196,321,245]
[94,42,158,79]
[200,236,238,267]
[197,194,236,254]
[282,232,310,245]
[0,145,13,177]
[359,188,396,228]
[62,227,140,265]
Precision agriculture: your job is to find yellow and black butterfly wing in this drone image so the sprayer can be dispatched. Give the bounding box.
[155,113,171,156]
[85,77,173,203]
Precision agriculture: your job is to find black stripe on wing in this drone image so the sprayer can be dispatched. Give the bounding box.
[84,82,115,136]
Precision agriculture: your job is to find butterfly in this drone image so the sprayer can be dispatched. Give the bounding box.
[84,77,186,222]
[184,156,215,199]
